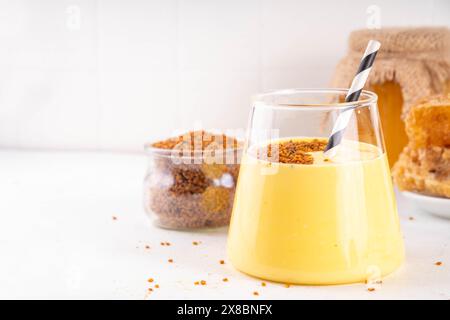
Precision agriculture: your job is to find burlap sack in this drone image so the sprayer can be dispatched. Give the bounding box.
[332,27,450,118]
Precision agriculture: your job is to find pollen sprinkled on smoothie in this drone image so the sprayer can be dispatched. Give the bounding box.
[259,139,327,164]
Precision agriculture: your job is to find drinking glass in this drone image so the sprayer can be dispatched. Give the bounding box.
[227,89,404,285]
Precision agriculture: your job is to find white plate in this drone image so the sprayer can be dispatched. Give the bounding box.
[402,191,450,219]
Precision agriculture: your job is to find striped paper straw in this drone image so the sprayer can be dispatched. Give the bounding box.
[324,40,381,156]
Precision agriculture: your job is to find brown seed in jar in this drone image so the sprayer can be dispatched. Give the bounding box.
[170,168,209,195]
[200,187,231,214]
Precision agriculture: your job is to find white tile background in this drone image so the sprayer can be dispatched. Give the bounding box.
[0,0,449,152]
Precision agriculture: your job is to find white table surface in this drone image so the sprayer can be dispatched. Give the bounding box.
[0,149,448,300]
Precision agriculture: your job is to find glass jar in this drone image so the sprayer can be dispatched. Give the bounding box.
[369,81,450,166]
[368,81,409,166]
[144,146,241,229]
[333,27,450,166]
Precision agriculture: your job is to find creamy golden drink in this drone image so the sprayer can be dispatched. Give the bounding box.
[227,138,404,285]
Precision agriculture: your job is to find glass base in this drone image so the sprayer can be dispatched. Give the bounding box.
[228,256,404,286]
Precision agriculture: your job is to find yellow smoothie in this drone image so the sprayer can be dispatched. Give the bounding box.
[227,139,404,285]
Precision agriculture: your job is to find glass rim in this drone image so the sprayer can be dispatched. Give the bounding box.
[253,88,378,110]
[144,143,244,158]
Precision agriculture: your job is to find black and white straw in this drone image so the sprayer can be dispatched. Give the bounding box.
[324,40,381,156]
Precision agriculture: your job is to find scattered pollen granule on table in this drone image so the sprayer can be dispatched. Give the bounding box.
[284,284,290,288]
[145,245,150,250]
[112,216,118,220]
[155,284,160,289]
[367,288,376,292]
[192,241,199,246]
[194,281,200,285]
[168,259,174,263]
[409,216,415,221]
[222,278,228,282]
[253,291,259,296]
[435,261,443,266]
[261,282,266,287]
[219,260,225,265]
[148,278,154,283]
[200,280,207,286]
